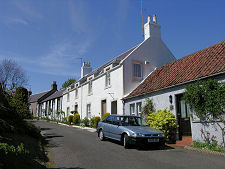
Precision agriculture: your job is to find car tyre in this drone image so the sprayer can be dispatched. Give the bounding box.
[123,134,129,149]
[99,130,105,141]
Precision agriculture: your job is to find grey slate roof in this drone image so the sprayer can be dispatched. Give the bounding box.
[78,46,137,85]
[41,89,65,102]
[28,91,50,103]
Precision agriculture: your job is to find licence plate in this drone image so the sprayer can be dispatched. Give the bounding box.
[148,138,159,142]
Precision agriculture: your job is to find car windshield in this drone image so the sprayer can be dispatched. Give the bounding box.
[120,116,148,126]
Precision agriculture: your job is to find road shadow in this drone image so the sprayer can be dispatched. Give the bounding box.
[104,138,174,151]
[40,127,52,131]
[50,167,84,169]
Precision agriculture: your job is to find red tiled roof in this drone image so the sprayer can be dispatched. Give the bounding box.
[126,40,225,99]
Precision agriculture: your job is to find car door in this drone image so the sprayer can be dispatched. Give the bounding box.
[110,116,123,141]
[103,115,113,138]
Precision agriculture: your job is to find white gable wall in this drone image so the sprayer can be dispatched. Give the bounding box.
[123,37,175,96]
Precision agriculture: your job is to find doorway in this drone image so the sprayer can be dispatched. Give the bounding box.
[111,101,117,114]
[176,94,192,140]
[101,100,107,117]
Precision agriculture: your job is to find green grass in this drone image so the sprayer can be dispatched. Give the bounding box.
[193,141,225,153]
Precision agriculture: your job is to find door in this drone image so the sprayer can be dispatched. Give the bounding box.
[177,94,192,140]
[111,101,117,114]
[101,100,107,117]
[110,116,123,141]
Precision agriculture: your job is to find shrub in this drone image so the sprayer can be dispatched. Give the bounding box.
[73,114,80,125]
[147,108,177,143]
[90,117,95,128]
[94,116,101,128]
[68,115,73,124]
[102,112,110,120]
[81,117,90,127]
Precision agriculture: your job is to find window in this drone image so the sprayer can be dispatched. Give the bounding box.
[130,104,135,115]
[105,72,111,87]
[67,107,70,117]
[87,104,91,119]
[133,63,142,78]
[67,93,70,102]
[88,81,92,94]
[136,102,142,116]
[105,68,111,87]
[75,89,78,98]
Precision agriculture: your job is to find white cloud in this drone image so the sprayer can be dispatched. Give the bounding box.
[68,0,90,34]
[11,0,42,19]
[3,17,28,25]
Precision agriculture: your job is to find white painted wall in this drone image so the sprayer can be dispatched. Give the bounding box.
[62,66,124,119]
[122,37,175,96]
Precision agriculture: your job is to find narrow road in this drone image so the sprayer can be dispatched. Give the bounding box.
[33,120,225,169]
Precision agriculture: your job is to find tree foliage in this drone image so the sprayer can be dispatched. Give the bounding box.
[61,78,76,89]
[11,87,31,119]
[184,79,225,146]
[0,59,28,91]
[184,79,225,119]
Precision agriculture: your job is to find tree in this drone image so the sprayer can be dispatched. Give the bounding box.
[0,59,28,91]
[184,79,225,147]
[61,78,76,89]
[11,87,31,119]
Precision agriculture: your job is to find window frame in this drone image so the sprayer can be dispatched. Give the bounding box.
[130,103,135,116]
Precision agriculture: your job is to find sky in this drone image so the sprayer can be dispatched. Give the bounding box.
[0,0,225,94]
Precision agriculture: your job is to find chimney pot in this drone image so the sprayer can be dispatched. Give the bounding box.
[153,14,157,23]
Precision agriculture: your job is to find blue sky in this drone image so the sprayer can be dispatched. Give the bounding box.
[0,0,225,94]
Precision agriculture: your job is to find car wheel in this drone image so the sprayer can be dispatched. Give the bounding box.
[159,142,165,150]
[99,130,105,141]
[123,134,129,149]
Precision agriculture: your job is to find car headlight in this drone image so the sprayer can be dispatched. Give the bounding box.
[131,132,145,137]
[159,133,165,137]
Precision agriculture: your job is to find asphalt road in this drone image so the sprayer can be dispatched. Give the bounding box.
[33,120,225,169]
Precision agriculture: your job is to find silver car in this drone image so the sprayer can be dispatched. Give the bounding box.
[97,115,166,149]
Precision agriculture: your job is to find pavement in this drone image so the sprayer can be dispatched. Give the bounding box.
[33,120,225,169]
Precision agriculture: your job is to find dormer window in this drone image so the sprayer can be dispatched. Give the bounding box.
[75,89,78,98]
[88,81,92,95]
[105,68,111,87]
[67,93,70,102]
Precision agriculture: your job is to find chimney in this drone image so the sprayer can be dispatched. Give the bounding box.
[51,81,57,91]
[81,62,92,78]
[28,88,32,96]
[144,15,161,40]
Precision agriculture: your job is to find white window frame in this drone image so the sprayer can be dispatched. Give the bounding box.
[105,71,111,87]
[75,89,78,99]
[136,102,142,116]
[87,104,91,119]
[88,81,92,95]
[67,93,70,102]
[130,104,135,116]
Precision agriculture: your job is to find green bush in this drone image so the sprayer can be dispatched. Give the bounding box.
[102,112,110,120]
[73,114,80,125]
[94,116,101,128]
[90,117,95,128]
[147,108,177,143]
[81,117,90,127]
[68,115,73,124]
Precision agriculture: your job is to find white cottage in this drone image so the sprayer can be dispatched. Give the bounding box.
[123,41,225,145]
[62,15,176,119]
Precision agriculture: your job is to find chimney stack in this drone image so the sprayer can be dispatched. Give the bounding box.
[144,14,161,40]
[81,62,92,78]
[51,81,57,91]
